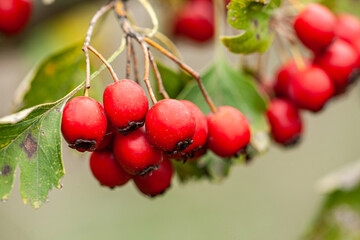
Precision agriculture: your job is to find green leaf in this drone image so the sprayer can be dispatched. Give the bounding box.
[222,0,281,54]
[12,43,102,112]
[152,62,192,99]
[175,59,269,181]
[0,101,65,208]
[305,161,360,239]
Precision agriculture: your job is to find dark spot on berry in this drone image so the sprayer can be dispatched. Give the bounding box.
[284,135,302,147]
[136,163,160,176]
[149,184,171,198]
[165,138,193,155]
[1,165,12,176]
[69,139,97,152]
[20,134,37,159]
[117,120,145,135]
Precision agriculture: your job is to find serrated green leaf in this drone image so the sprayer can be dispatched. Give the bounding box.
[13,44,102,112]
[222,0,281,54]
[175,59,269,181]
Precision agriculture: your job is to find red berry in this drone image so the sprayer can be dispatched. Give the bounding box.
[293,3,336,52]
[133,157,174,197]
[145,99,196,153]
[173,100,208,159]
[90,150,131,188]
[274,59,308,98]
[61,96,107,152]
[95,121,115,151]
[173,1,214,42]
[335,14,360,45]
[103,79,148,134]
[0,0,32,35]
[266,99,303,146]
[113,127,164,176]
[207,106,251,158]
[314,39,359,93]
[288,65,334,112]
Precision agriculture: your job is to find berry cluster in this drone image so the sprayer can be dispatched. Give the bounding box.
[0,0,32,35]
[265,3,360,146]
[61,79,251,197]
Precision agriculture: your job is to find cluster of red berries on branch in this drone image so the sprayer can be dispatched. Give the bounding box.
[0,0,32,35]
[61,1,251,197]
[264,3,360,146]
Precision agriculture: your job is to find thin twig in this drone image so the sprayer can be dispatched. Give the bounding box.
[82,1,115,96]
[126,35,132,79]
[87,45,119,82]
[144,37,217,113]
[148,50,170,99]
[130,40,140,83]
[115,1,158,104]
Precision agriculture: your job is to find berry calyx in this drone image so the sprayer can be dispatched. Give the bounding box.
[61,96,107,152]
[0,0,32,35]
[288,65,334,112]
[293,3,336,53]
[113,127,164,176]
[133,157,174,197]
[266,99,303,146]
[90,150,131,188]
[145,99,196,154]
[172,100,208,160]
[173,1,214,42]
[206,106,251,158]
[314,39,359,93]
[103,79,148,134]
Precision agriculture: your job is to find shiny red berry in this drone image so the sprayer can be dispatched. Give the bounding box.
[133,157,174,197]
[173,100,208,160]
[314,39,359,93]
[0,0,32,35]
[90,150,131,188]
[293,3,336,52]
[274,59,308,98]
[95,121,115,151]
[207,106,251,158]
[103,79,148,134]
[145,99,196,153]
[288,65,334,112]
[173,1,214,42]
[266,99,303,146]
[61,96,107,152]
[113,127,164,176]
[335,14,360,45]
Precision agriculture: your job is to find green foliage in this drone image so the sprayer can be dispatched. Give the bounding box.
[306,161,360,239]
[13,44,102,112]
[222,0,281,54]
[0,101,65,208]
[152,62,192,99]
[175,58,269,181]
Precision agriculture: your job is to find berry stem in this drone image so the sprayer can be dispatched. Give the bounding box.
[148,50,170,99]
[130,40,140,83]
[273,33,289,64]
[144,37,217,113]
[289,43,306,70]
[82,1,115,97]
[126,35,132,80]
[115,1,158,104]
[87,45,119,82]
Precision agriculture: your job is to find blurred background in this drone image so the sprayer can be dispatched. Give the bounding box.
[0,0,360,239]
